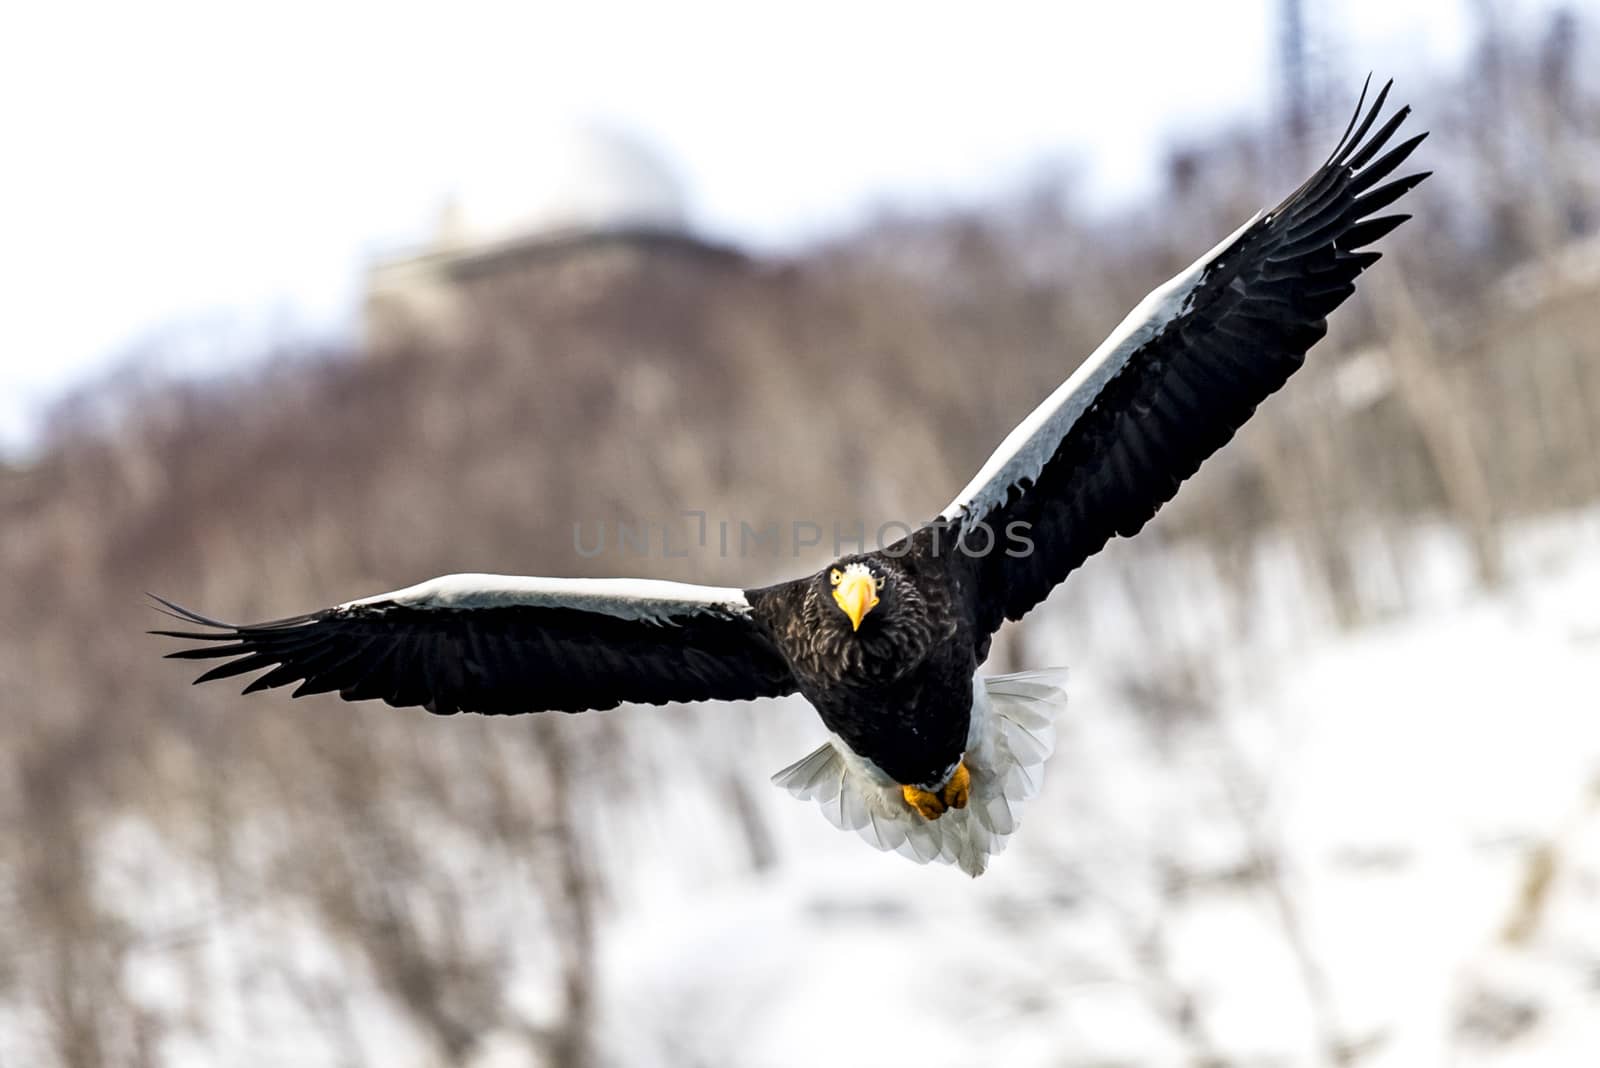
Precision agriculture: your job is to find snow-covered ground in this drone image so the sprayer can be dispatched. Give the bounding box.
[38,512,1600,1067]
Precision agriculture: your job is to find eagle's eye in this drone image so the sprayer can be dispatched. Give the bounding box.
[829,568,843,586]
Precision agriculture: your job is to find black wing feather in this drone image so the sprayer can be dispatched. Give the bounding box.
[957,79,1428,637]
[153,594,797,715]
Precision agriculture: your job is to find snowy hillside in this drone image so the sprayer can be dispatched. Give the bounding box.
[596,513,1600,1067]
[48,512,1596,1068]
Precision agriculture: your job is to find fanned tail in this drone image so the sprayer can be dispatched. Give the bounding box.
[770,726,947,864]
[771,667,1067,877]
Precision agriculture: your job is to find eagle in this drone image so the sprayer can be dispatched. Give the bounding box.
[155,80,1427,876]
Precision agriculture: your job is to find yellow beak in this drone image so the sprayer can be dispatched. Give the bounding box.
[832,571,880,632]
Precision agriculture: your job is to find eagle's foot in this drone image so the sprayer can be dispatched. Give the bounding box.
[942,760,970,810]
[901,761,971,820]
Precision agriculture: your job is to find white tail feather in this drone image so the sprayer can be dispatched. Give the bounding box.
[771,667,1067,877]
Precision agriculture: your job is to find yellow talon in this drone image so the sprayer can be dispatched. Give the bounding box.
[902,784,946,820]
[901,761,971,820]
[942,761,970,810]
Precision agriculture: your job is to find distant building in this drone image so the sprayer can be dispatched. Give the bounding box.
[363,124,744,351]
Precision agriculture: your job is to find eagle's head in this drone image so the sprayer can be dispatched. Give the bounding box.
[827,560,884,632]
[797,555,939,685]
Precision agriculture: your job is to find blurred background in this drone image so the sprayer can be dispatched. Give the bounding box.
[4,1,1600,1064]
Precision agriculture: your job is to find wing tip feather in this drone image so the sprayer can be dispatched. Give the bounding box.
[146,593,239,630]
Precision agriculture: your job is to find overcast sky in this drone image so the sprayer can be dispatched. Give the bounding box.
[1,0,1515,455]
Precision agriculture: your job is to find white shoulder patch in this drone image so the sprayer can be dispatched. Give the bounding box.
[940,212,1263,527]
[338,573,752,623]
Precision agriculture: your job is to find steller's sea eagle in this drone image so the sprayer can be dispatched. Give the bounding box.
[156,80,1427,876]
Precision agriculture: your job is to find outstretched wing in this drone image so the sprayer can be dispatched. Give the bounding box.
[153,574,796,714]
[942,77,1428,637]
